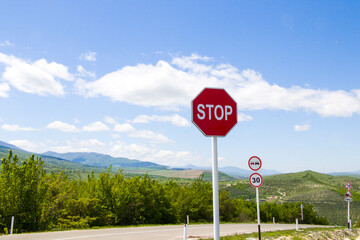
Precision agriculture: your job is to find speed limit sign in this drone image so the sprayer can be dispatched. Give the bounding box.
[249,172,263,188]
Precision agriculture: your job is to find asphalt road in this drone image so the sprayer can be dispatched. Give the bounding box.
[0,223,329,240]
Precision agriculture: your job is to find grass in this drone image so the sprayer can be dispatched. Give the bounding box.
[201,227,359,240]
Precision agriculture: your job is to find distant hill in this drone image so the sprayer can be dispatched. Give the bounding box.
[0,142,108,178]
[184,164,281,178]
[43,151,167,170]
[227,170,360,226]
[41,152,236,180]
[0,141,22,151]
[218,166,251,178]
[327,171,360,178]
[220,166,281,178]
[0,141,168,172]
[0,141,233,180]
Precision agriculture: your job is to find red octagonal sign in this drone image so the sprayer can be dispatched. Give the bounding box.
[192,88,237,137]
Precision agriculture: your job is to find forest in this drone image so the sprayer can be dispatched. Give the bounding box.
[0,151,327,233]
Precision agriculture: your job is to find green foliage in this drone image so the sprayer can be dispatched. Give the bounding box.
[204,227,350,240]
[227,170,360,225]
[0,151,327,233]
[0,151,47,232]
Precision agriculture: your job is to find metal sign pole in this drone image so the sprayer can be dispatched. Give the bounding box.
[212,136,220,240]
[256,187,261,240]
[348,201,350,229]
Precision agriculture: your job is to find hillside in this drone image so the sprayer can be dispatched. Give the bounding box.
[0,141,21,150]
[0,141,235,181]
[226,170,360,225]
[43,151,167,169]
[40,151,236,180]
[0,145,108,178]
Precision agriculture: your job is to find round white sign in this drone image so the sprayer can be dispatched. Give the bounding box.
[248,156,262,171]
[249,172,263,188]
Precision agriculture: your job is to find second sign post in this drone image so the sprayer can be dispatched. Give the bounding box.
[248,156,263,240]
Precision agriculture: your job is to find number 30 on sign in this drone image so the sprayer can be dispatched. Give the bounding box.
[249,173,263,188]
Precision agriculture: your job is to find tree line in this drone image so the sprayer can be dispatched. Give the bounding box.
[0,151,327,233]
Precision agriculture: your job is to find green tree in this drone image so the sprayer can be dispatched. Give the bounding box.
[0,151,47,232]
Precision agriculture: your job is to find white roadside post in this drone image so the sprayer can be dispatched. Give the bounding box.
[248,156,263,240]
[192,88,237,240]
[183,220,187,240]
[296,218,299,231]
[300,204,304,222]
[10,216,14,235]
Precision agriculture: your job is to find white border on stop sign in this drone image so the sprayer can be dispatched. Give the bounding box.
[191,87,237,137]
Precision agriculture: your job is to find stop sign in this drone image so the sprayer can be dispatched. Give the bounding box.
[192,88,237,136]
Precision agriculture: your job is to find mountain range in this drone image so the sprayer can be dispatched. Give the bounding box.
[0,140,282,178]
[42,151,166,169]
[184,164,281,178]
[0,140,359,179]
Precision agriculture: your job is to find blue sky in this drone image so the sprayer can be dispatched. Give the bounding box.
[0,1,360,173]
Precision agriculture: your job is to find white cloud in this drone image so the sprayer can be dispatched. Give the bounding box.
[237,113,253,122]
[77,65,96,78]
[76,54,360,117]
[171,53,214,72]
[234,72,360,117]
[110,141,203,166]
[128,129,172,143]
[113,123,135,133]
[110,142,151,160]
[0,40,15,47]
[49,139,105,153]
[111,133,121,139]
[1,124,36,131]
[0,53,73,96]
[83,121,110,132]
[33,59,74,81]
[77,59,202,110]
[9,137,203,167]
[80,51,97,62]
[0,83,10,97]
[8,139,41,152]
[294,124,311,132]
[47,121,79,132]
[132,114,190,127]
[104,116,118,125]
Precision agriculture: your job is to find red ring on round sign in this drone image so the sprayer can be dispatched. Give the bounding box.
[248,156,262,171]
[249,172,263,188]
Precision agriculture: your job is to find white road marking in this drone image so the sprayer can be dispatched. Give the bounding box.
[54,227,181,240]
